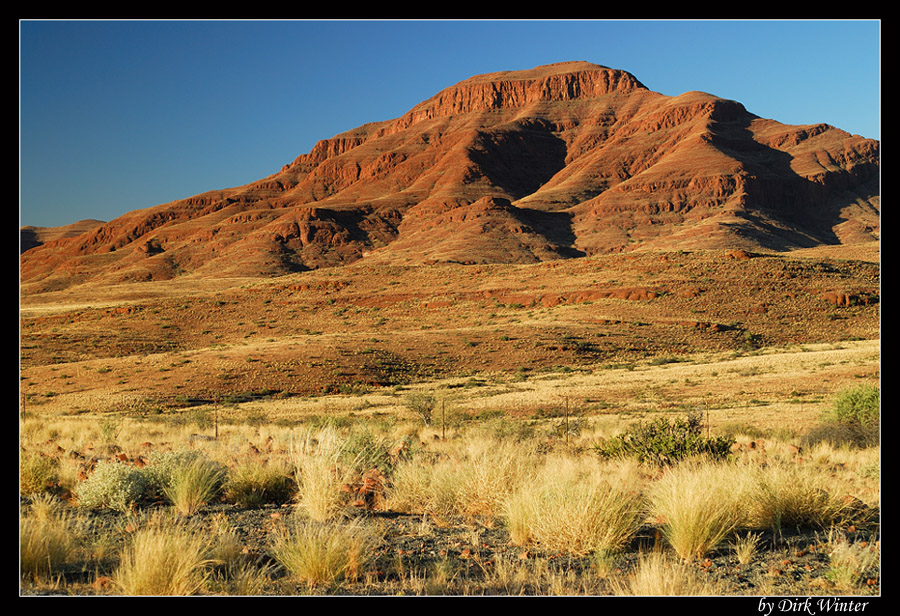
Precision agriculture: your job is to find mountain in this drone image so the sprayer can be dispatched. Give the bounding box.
[20,61,879,292]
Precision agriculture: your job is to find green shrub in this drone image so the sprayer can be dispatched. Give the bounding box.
[75,460,149,513]
[806,384,880,448]
[826,384,879,427]
[595,412,734,466]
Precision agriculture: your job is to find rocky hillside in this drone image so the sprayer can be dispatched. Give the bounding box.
[20,61,879,292]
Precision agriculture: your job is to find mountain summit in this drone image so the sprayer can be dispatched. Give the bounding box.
[21,61,880,290]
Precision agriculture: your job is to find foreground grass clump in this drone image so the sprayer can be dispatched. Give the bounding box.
[825,530,881,592]
[596,411,734,466]
[113,518,215,595]
[504,457,645,556]
[20,495,82,582]
[291,426,371,522]
[648,461,748,561]
[748,462,867,532]
[611,550,714,596]
[20,451,60,497]
[386,432,534,519]
[270,516,381,590]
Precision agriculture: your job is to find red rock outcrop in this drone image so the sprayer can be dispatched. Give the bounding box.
[21,62,879,290]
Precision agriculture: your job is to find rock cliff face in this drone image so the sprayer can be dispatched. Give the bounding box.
[21,61,879,290]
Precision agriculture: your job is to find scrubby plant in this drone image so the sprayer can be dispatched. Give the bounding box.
[226,462,296,508]
[596,411,734,466]
[806,383,880,448]
[143,449,202,496]
[74,460,148,513]
[270,517,380,589]
[827,383,880,426]
[404,392,436,426]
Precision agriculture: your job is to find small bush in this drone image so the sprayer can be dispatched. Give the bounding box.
[75,460,148,513]
[143,449,202,496]
[404,392,436,426]
[827,383,880,426]
[807,384,880,448]
[596,412,734,466]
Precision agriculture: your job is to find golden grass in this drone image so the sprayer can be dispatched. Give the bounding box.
[162,456,226,516]
[269,516,380,589]
[112,517,215,595]
[648,461,749,561]
[19,495,82,583]
[504,455,645,556]
[385,431,535,520]
[290,426,365,522]
[610,550,715,596]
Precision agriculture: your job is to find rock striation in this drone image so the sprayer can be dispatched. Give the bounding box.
[21,61,879,290]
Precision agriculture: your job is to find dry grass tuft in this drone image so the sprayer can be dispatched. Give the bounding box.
[611,549,715,595]
[20,495,82,582]
[113,517,215,595]
[269,516,381,589]
[648,461,748,561]
[504,455,645,556]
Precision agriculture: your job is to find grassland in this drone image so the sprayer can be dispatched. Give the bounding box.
[19,246,881,598]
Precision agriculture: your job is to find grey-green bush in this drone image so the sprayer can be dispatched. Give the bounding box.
[75,460,148,513]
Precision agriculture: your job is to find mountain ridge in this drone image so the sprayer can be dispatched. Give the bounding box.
[20,61,879,292]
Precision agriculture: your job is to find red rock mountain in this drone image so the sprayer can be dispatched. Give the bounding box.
[21,61,880,290]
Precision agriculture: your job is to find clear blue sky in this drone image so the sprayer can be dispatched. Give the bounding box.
[19,19,881,228]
